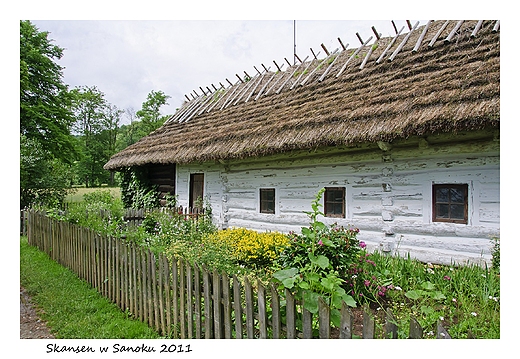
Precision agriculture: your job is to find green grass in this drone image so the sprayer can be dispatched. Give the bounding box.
[66,186,121,203]
[20,236,161,339]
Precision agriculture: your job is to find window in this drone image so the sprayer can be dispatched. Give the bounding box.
[260,188,275,214]
[189,173,204,211]
[432,184,468,224]
[324,187,345,218]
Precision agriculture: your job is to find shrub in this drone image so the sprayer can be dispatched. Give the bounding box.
[205,228,290,268]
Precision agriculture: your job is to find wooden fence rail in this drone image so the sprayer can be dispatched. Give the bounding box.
[24,210,452,339]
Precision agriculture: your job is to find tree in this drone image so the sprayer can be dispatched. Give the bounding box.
[70,86,122,187]
[135,90,171,135]
[20,20,78,208]
[20,20,77,164]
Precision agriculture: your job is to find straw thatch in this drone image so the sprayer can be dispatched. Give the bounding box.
[104,20,499,170]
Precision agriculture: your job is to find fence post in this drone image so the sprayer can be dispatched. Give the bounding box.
[257,281,268,338]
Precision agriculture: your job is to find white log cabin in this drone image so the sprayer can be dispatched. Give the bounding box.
[105,20,500,266]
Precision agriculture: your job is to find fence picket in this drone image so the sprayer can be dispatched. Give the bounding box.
[193,264,202,338]
[339,301,354,339]
[257,281,267,339]
[362,304,375,339]
[202,266,213,338]
[244,277,255,339]
[233,276,243,339]
[270,283,281,339]
[318,297,330,339]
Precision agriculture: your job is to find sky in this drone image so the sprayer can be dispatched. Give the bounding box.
[30,19,415,124]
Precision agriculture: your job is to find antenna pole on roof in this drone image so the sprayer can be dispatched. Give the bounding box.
[338,37,347,50]
[391,20,398,34]
[293,20,297,66]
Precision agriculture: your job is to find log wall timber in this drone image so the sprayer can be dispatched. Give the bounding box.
[147,164,176,205]
[173,129,498,266]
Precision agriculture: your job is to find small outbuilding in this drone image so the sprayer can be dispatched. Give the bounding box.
[105,20,500,265]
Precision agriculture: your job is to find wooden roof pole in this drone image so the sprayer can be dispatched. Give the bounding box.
[471,20,484,37]
[412,20,433,53]
[291,57,319,89]
[264,62,287,96]
[337,37,347,50]
[444,20,464,43]
[388,21,419,62]
[428,20,450,48]
[276,55,309,94]
[336,36,373,77]
[319,45,346,82]
[300,50,332,86]
[376,25,405,64]
[246,66,270,102]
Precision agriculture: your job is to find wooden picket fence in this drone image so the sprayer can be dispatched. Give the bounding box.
[23,209,452,339]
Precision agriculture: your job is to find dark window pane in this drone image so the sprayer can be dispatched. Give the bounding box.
[436,187,449,202]
[450,204,465,219]
[436,204,450,218]
[260,189,275,214]
[450,188,464,203]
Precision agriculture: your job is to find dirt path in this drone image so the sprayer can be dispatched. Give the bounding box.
[20,286,55,339]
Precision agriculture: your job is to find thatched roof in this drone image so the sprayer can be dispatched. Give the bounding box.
[104,20,500,170]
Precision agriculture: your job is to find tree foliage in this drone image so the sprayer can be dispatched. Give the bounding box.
[20,20,77,164]
[70,86,122,187]
[20,20,77,208]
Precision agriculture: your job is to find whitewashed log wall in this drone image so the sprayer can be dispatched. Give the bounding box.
[175,130,499,266]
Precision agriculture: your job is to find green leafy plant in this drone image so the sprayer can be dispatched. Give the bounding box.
[273,189,357,327]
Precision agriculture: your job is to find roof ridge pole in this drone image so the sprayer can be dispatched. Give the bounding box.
[178,96,205,123]
[318,45,345,82]
[264,62,287,96]
[412,20,433,53]
[220,81,242,110]
[291,56,320,89]
[388,21,419,62]
[233,73,261,106]
[165,101,191,124]
[255,71,277,100]
[360,39,377,70]
[376,25,405,64]
[205,87,230,113]
[276,55,309,94]
[336,36,373,77]
[470,20,484,37]
[172,96,202,122]
[444,20,464,43]
[300,50,332,86]
[428,20,450,48]
[246,67,270,102]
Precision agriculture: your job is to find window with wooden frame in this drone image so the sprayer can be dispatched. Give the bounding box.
[432,184,468,224]
[324,187,346,218]
[259,188,276,214]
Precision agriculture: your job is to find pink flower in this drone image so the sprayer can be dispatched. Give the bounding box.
[359,241,366,249]
[364,280,371,287]
[318,239,323,246]
[443,275,451,280]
